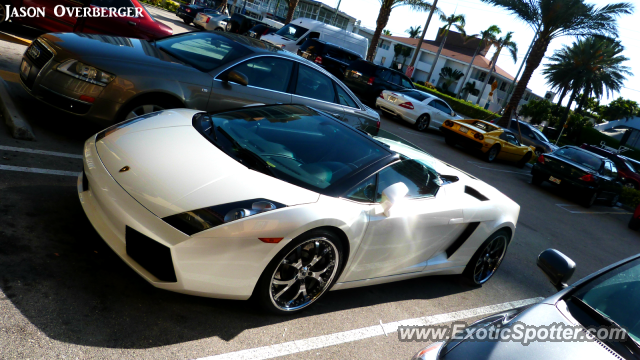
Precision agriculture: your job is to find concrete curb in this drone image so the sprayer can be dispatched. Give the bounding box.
[0,77,35,141]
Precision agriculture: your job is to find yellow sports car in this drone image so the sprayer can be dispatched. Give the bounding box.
[440,119,535,168]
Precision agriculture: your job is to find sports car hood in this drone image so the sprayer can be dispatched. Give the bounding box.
[94,109,320,219]
[441,303,617,360]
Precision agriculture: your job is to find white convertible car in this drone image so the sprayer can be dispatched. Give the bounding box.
[79,105,519,314]
[376,89,464,131]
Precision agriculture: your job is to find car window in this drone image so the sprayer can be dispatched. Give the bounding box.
[603,162,613,177]
[275,24,309,41]
[532,127,549,142]
[227,57,293,92]
[555,148,603,170]
[294,65,336,103]
[377,68,391,81]
[611,162,618,177]
[505,133,519,145]
[335,84,358,108]
[375,160,440,202]
[157,32,252,72]
[92,0,134,9]
[432,100,451,114]
[389,73,403,86]
[397,90,428,102]
[511,122,533,138]
[345,175,376,202]
[399,76,413,88]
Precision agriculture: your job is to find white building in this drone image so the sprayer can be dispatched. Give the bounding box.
[373,30,546,112]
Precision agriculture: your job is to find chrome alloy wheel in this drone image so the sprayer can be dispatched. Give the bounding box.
[415,115,429,131]
[125,104,165,120]
[487,146,499,162]
[269,237,339,311]
[473,234,507,284]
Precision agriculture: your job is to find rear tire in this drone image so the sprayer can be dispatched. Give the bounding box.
[485,145,500,163]
[516,152,532,168]
[414,114,430,131]
[183,18,191,24]
[582,191,598,208]
[629,216,640,230]
[462,229,510,286]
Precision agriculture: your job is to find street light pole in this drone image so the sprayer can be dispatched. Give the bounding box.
[331,0,342,26]
[405,0,438,79]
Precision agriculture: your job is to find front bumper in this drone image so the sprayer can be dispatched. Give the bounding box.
[440,127,484,150]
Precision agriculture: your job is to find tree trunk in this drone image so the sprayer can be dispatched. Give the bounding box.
[556,86,569,107]
[366,3,392,61]
[456,45,480,98]
[219,0,228,13]
[576,85,591,114]
[475,48,500,106]
[497,35,550,127]
[284,0,299,24]
[426,30,448,83]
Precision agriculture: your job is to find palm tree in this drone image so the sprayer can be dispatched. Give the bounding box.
[461,81,480,98]
[479,0,634,126]
[425,13,466,82]
[284,0,300,23]
[439,67,464,91]
[392,43,403,66]
[382,29,392,35]
[455,25,501,98]
[366,0,438,61]
[475,31,518,106]
[400,46,412,69]
[406,25,422,38]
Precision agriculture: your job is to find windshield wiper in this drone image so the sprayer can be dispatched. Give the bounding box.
[571,296,640,356]
[216,127,275,176]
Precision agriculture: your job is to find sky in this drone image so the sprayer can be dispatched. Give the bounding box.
[317,0,639,106]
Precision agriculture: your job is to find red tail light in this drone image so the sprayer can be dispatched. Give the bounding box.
[379,92,384,99]
[444,120,454,127]
[263,28,269,36]
[580,174,596,182]
[367,77,375,85]
[79,95,95,103]
[314,56,323,64]
[376,120,381,129]
[206,17,210,23]
[399,102,414,109]
[474,133,484,140]
[537,155,545,164]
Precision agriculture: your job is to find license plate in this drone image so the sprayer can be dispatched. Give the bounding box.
[549,176,561,184]
[20,59,31,78]
[388,95,397,102]
[459,126,468,133]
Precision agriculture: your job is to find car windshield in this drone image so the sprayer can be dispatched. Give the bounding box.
[156,32,251,72]
[572,257,640,342]
[555,147,602,170]
[275,24,309,40]
[194,105,390,193]
[532,127,549,142]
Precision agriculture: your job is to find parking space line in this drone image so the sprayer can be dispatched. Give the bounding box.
[0,145,83,159]
[466,161,530,175]
[197,297,544,360]
[0,164,79,177]
[556,204,632,215]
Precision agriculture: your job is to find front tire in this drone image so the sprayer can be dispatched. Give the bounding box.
[255,229,344,314]
[183,18,191,24]
[516,152,532,168]
[414,114,430,131]
[117,97,181,122]
[485,145,500,163]
[462,229,509,285]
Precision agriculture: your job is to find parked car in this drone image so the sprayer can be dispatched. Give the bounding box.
[176,0,220,24]
[531,146,623,207]
[247,24,279,39]
[297,39,363,80]
[225,13,265,35]
[506,119,557,155]
[19,32,380,130]
[629,203,640,230]
[79,104,520,314]
[6,0,172,40]
[440,119,535,167]
[376,89,463,131]
[413,248,640,360]
[193,11,229,31]
[580,143,640,190]
[343,60,415,104]
[261,18,369,57]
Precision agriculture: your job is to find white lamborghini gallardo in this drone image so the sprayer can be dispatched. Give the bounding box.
[79,105,520,314]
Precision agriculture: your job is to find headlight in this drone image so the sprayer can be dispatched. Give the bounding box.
[57,59,115,87]
[411,342,443,360]
[163,199,286,235]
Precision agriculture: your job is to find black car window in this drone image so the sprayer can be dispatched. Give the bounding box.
[327,48,361,62]
[275,23,309,41]
[397,90,428,101]
[389,72,403,86]
[345,175,376,202]
[157,32,252,72]
[556,148,602,170]
[295,65,336,103]
[399,75,413,88]
[532,127,549,142]
[335,84,358,108]
[504,133,520,145]
[603,162,613,177]
[511,122,533,138]
[378,69,392,81]
[227,57,293,93]
[92,0,134,9]
[375,160,440,201]
[431,100,451,114]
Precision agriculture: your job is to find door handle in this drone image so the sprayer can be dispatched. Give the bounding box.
[128,21,137,26]
[449,218,464,225]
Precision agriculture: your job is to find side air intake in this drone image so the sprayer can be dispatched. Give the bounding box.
[465,186,489,201]
[446,222,480,258]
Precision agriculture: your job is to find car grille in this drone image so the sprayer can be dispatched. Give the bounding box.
[40,86,92,115]
[26,40,53,69]
[126,226,177,282]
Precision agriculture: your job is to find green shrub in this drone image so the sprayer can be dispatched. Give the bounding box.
[621,187,640,208]
[414,83,498,121]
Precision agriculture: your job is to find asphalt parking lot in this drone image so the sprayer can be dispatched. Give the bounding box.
[1,11,640,360]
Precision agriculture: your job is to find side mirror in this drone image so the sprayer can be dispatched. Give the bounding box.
[537,249,576,291]
[224,70,249,86]
[380,182,409,217]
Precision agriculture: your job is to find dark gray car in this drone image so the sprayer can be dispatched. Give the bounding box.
[412,249,640,359]
[19,32,380,130]
[506,120,558,155]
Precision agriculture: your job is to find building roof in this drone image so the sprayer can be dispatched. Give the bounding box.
[381,34,515,81]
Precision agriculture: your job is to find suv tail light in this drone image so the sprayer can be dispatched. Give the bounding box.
[580,174,596,182]
[206,16,210,23]
[379,92,384,99]
[537,155,545,164]
[262,28,269,36]
[399,102,414,109]
[377,120,381,129]
[367,77,375,85]
[314,56,323,64]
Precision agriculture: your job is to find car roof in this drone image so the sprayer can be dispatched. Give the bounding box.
[305,39,362,57]
[214,32,295,55]
[561,145,608,160]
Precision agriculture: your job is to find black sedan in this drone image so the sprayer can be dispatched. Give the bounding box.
[176,0,219,24]
[413,249,640,360]
[531,146,622,207]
